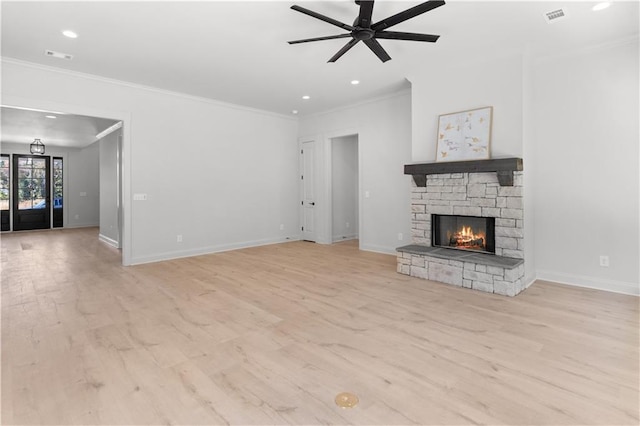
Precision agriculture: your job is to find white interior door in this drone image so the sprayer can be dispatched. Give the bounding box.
[301,140,316,242]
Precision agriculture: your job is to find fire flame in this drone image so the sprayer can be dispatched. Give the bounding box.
[449,226,486,250]
[459,226,474,238]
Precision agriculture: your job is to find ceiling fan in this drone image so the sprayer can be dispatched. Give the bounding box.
[288,0,445,63]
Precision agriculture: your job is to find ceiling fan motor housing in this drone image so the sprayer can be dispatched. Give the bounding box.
[353,28,375,40]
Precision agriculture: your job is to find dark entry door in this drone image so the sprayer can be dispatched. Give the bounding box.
[13,155,50,231]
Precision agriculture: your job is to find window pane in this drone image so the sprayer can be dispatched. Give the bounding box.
[32,158,46,169]
[53,158,63,208]
[0,155,8,212]
[0,188,7,210]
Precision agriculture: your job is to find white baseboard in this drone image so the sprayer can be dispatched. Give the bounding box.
[99,233,120,248]
[66,223,99,229]
[332,233,358,243]
[536,269,639,296]
[523,273,537,291]
[130,235,302,265]
[359,243,397,255]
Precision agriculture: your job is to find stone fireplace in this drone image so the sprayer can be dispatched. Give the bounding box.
[397,158,529,296]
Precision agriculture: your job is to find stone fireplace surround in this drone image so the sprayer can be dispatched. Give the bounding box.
[397,159,528,296]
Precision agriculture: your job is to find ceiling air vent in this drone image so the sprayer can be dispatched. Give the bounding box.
[44,50,73,60]
[544,8,568,24]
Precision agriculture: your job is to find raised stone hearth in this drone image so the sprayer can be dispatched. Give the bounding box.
[397,245,525,296]
[397,165,529,296]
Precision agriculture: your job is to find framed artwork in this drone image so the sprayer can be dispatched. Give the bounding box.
[436,106,492,162]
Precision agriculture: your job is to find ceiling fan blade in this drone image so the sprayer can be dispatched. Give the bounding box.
[372,0,445,31]
[288,34,352,44]
[291,5,354,31]
[363,38,391,63]
[356,0,375,28]
[328,38,360,63]
[375,31,440,42]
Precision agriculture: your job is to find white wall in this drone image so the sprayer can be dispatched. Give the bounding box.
[408,54,524,163]
[0,141,100,228]
[2,59,299,264]
[331,135,358,242]
[298,91,412,254]
[99,129,120,246]
[532,39,639,295]
[69,142,100,227]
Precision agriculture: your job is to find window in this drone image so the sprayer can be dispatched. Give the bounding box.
[0,155,9,211]
[17,157,47,210]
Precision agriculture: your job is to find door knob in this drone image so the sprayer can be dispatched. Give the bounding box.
[310,202,315,206]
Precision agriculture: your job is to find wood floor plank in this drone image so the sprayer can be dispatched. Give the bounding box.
[1,227,638,425]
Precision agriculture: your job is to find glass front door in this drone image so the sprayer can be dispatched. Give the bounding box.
[12,155,51,231]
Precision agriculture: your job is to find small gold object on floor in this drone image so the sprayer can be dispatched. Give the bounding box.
[335,392,359,408]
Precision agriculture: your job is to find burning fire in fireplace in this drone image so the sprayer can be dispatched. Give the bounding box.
[448,226,486,251]
[433,214,495,254]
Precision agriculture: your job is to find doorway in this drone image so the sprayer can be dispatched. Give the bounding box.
[1,97,130,264]
[300,139,316,242]
[331,135,359,243]
[12,154,51,231]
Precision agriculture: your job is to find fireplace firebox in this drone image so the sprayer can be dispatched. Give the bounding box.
[432,214,495,254]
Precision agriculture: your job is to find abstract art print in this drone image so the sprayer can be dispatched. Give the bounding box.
[436,106,492,162]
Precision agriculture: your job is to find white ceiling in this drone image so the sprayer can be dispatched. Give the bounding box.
[1,107,120,149]
[1,0,638,119]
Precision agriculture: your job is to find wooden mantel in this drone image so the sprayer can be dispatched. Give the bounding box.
[404,157,523,187]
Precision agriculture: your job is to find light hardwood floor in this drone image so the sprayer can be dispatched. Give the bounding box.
[1,228,638,425]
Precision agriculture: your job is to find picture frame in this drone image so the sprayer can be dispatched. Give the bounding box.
[436,106,492,162]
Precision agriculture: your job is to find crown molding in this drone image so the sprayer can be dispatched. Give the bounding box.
[302,87,412,120]
[1,57,298,122]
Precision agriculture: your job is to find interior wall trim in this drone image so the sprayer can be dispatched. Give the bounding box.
[304,87,411,120]
[1,57,298,122]
[536,269,639,296]
[129,235,302,266]
[98,233,119,249]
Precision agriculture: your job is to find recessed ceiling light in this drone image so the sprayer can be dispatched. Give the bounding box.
[592,2,611,11]
[302,95,310,100]
[45,115,57,119]
[62,30,78,38]
[292,110,298,114]
[351,80,360,85]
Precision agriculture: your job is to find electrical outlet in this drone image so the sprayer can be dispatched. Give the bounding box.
[599,255,609,267]
[177,235,183,243]
[365,191,370,198]
[74,214,79,220]
[398,233,403,241]
[346,222,350,228]
[280,224,284,230]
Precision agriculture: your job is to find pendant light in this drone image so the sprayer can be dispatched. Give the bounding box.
[30,138,45,155]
